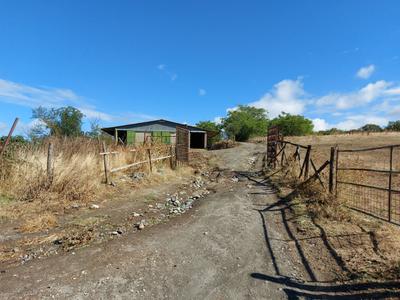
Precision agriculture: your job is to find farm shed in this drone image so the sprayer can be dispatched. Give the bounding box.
[101,119,208,149]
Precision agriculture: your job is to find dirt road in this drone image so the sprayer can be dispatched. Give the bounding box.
[1,143,384,299]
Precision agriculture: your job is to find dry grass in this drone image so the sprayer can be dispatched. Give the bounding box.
[267,132,400,280]
[285,132,400,223]
[19,212,58,233]
[0,137,174,222]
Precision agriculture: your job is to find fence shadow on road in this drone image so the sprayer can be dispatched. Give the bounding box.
[239,172,400,299]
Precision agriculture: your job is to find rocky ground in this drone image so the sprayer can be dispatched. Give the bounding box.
[1,143,399,299]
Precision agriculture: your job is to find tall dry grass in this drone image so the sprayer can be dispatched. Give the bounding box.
[0,137,173,219]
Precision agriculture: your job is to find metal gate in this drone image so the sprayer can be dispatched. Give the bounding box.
[176,126,190,163]
[336,144,400,224]
[267,126,280,168]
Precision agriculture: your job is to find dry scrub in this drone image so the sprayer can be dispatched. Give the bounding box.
[0,137,173,224]
[19,212,58,233]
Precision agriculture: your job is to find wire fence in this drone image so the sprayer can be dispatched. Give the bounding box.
[267,127,400,225]
[336,145,400,225]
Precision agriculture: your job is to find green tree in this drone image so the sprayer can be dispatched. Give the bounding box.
[0,135,27,144]
[196,120,222,144]
[196,120,221,132]
[317,128,344,135]
[360,124,382,132]
[222,105,268,141]
[32,106,84,137]
[387,120,400,131]
[270,113,313,136]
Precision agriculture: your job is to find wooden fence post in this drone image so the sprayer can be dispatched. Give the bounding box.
[47,142,54,184]
[300,145,311,179]
[388,146,393,222]
[102,141,110,184]
[304,145,311,179]
[329,147,335,193]
[147,148,153,172]
[0,118,19,159]
[335,147,339,197]
[169,145,175,170]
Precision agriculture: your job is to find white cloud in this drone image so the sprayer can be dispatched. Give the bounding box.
[157,64,177,81]
[213,116,222,124]
[0,78,123,122]
[226,106,238,113]
[315,80,395,110]
[79,108,115,122]
[385,87,400,96]
[0,79,80,108]
[249,79,307,118]
[312,118,330,131]
[312,115,388,131]
[199,88,207,96]
[356,64,375,79]
[227,76,400,132]
[336,115,388,130]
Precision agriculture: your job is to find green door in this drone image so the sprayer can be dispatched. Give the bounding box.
[127,131,136,145]
[151,131,161,143]
[151,131,171,144]
[162,131,171,144]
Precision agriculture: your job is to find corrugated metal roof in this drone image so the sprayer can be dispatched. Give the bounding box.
[101,119,207,135]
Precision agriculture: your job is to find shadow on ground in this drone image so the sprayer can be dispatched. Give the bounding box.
[236,171,400,299]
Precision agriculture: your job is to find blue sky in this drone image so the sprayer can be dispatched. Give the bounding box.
[0,0,399,135]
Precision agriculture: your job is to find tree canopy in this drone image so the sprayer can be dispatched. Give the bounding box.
[32,106,84,137]
[0,135,27,144]
[196,120,221,132]
[269,113,313,136]
[386,120,400,131]
[196,120,222,144]
[222,105,268,141]
[360,124,382,132]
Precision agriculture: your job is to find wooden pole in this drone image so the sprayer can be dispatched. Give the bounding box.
[0,118,19,159]
[300,145,311,179]
[335,148,339,197]
[300,160,330,187]
[47,142,54,184]
[102,141,110,184]
[304,145,311,179]
[329,147,335,193]
[310,159,325,188]
[147,148,153,172]
[169,145,175,169]
[388,146,393,222]
[114,129,118,145]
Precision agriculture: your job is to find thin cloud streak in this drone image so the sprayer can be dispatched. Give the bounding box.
[157,64,178,81]
[0,78,158,124]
